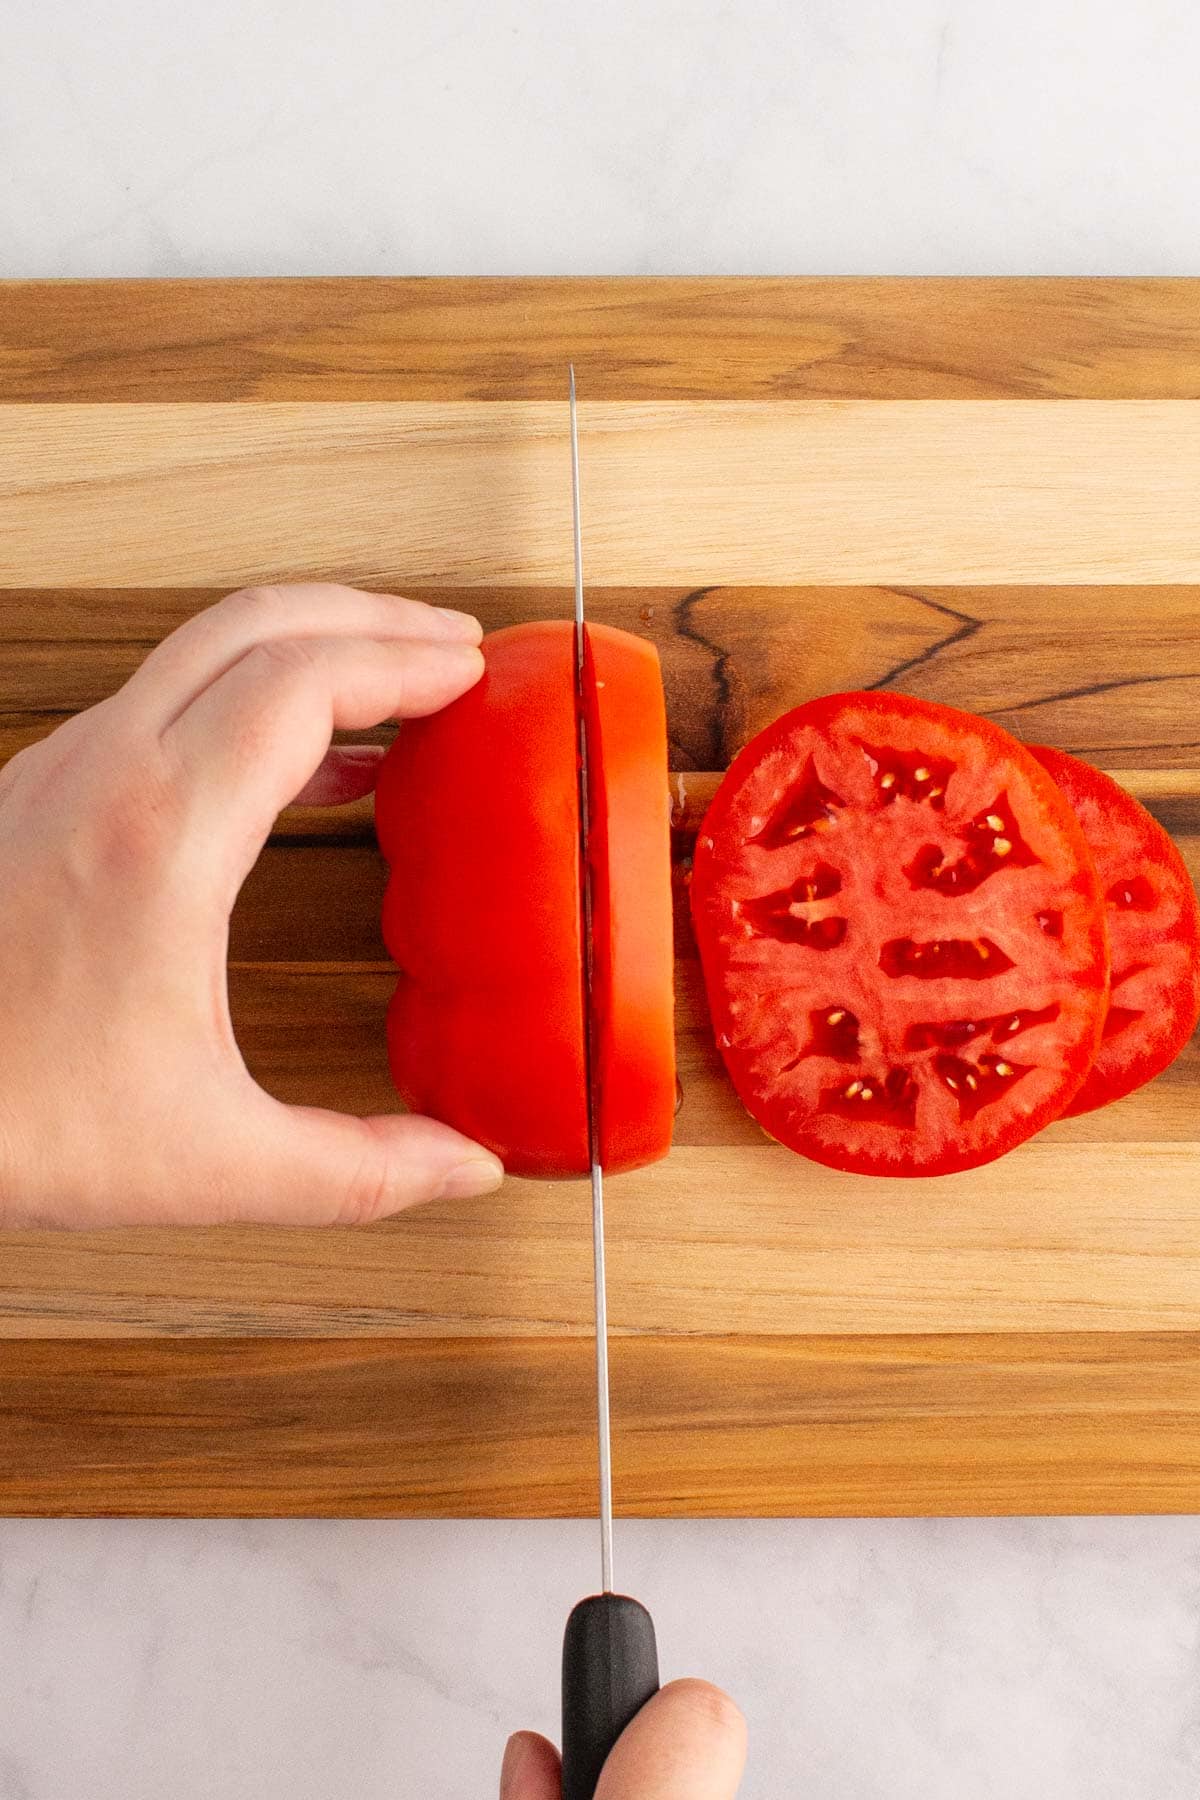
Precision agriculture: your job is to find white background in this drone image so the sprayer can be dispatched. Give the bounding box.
[3,3,1200,1796]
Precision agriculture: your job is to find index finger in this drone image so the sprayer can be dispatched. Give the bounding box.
[160,632,483,884]
[120,584,481,734]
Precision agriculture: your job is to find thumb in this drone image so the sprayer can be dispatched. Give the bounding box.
[228,1094,504,1225]
[500,1732,561,1799]
[596,1681,747,1800]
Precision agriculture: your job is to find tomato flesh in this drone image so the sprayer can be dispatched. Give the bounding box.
[375,620,674,1178]
[690,692,1109,1177]
[1029,745,1200,1116]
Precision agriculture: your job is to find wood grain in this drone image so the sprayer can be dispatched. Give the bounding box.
[5,403,1200,588]
[4,278,1200,402]
[5,585,1200,775]
[2,1335,1200,1517]
[3,277,1200,1515]
[223,960,1194,1152]
[3,1139,1199,1338]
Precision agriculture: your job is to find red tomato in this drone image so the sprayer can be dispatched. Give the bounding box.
[690,692,1109,1177]
[375,621,674,1178]
[583,624,677,1172]
[1029,746,1200,1116]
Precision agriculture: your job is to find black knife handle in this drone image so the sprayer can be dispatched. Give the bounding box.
[561,1592,660,1800]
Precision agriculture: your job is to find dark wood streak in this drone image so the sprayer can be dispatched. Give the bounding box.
[993,670,1200,715]
[670,585,727,768]
[865,589,984,691]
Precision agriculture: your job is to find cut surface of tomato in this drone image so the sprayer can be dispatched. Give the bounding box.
[375,620,674,1178]
[690,692,1109,1177]
[1029,745,1200,1116]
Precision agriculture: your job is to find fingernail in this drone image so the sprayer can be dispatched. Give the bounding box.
[500,1734,530,1794]
[437,1156,504,1201]
[433,606,484,642]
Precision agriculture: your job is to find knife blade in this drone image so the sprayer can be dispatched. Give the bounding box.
[560,366,661,1800]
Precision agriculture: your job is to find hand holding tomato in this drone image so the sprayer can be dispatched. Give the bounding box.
[0,584,504,1229]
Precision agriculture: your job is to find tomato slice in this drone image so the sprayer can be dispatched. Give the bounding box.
[585,624,677,1170]
[375,620,674,1178]
[1029,745,1200,1116]
[690,692,1109,1177]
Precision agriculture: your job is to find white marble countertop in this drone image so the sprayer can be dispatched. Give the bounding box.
[4,2,1200,1795]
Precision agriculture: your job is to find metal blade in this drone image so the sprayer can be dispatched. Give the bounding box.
[569,364,614,1596]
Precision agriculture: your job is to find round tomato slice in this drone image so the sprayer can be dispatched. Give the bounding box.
[1029,745,1200,1116]
[375,620,674,1178]
[690,692,1109,1177]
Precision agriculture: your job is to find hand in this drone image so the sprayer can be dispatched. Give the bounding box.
[500,1682,747,1799]
[0,583,505,1230]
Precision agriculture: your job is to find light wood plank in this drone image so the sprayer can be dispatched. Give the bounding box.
[2,1334,1199,1516]
[223,959,1200,1150]
[2,1142,1198,1339]
[5,403,1200,588]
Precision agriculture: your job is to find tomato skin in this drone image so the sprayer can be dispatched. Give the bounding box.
[376,623,588,1177]
[690,692,1109,1178]
[375,620,674,1179]
[585,625,677,1171]
[1029,745,1200,1116]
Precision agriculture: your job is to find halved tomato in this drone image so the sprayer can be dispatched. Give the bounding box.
[375,620,674,1178]
[1029,745,1200,1116]
[690,692,1109,1177]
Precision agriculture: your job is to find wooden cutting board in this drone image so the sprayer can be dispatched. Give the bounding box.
[2,278,1199,1516]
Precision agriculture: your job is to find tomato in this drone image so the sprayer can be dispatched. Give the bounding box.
[1029,746,1200,1116]
[375,620,674,1178]
[690,692,1109,1177]
[583,625,677,1172]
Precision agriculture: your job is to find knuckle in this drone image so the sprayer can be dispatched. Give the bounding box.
[91,769,182,875]
[223,584,289,630]
[247,635,322,684]
[334,1123,416,1226]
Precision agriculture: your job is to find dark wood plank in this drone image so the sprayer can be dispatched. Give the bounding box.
[2,1334,1199,1516]
[4,279,1200,402]
[5,586,1200,778]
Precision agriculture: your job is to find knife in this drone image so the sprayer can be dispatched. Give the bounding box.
[560,366,661,1800]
